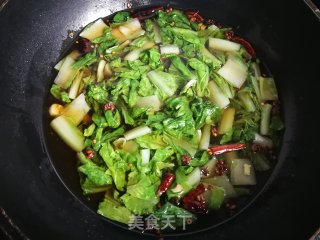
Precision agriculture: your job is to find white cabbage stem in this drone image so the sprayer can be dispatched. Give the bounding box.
[124,126,152,140]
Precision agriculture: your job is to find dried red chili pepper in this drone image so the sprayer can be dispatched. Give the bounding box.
[224,31,234,40]
[184,184,206,200]
[208,143,246,155]
[184,200,208,214]
[82,114,92,125]
[211,127,218,137]
[103,103,115,111]
[201,167,210,176]
[182,184,208,214]
[185,11,204,22]
[147,6,164,14]
[251,144,273,157]
[157,172,175,196]
[76,38,93,54]
[181,154,191,165]
[84,148,94,159]
[214,160,228,176]
[205,19,215,25]
[231,36,256,58]
[132,6,164,20]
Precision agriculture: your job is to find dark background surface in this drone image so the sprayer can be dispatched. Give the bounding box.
[0,0,319,239]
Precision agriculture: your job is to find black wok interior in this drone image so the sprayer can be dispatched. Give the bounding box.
[0,0,319,239]
[43,4,284,236]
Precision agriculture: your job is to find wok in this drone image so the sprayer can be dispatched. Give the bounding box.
[0,0,319,239]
